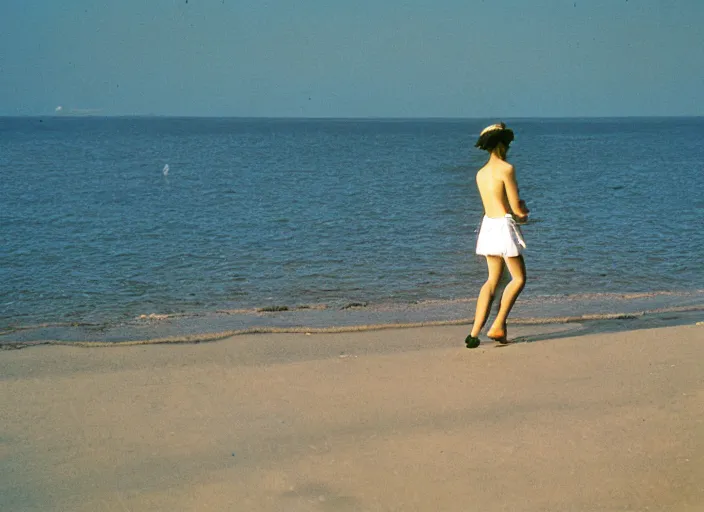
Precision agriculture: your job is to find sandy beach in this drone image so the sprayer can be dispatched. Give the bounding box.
[1,323,703,511]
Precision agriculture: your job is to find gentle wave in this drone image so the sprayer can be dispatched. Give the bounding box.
[2,299,702,349]
[4,289,702,334]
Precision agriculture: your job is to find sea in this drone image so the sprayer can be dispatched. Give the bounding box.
[2,117,703,345]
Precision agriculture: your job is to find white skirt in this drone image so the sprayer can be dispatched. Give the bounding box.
[475,214,526,257]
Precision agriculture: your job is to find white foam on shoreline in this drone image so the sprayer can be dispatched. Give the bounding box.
[2,303,703,349]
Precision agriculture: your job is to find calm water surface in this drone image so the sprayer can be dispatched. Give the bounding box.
[2,117,703,342]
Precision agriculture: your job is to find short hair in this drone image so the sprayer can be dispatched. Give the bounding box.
[475,122,514,152]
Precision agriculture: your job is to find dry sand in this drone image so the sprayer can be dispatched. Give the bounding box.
[1,323,703,511]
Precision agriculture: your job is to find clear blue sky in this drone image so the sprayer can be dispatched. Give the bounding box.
[1,0,702,117]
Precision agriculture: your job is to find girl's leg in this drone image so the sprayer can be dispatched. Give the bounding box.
[470,256,505,338]
[487,255,526,341]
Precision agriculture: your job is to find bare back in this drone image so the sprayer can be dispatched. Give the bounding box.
[475,156,528,220]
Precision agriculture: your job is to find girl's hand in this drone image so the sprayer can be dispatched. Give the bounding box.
[518,199,529,214]
[515,200,529,223]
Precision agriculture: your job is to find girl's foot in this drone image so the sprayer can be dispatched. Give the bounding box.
[487,327,509,344]
[465,334,481,349]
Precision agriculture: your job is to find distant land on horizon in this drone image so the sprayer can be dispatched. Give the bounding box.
[5,114,704,120]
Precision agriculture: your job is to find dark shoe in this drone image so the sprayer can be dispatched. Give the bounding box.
[465,334,481,349]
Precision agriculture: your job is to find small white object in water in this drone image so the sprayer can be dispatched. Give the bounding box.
[163,164,169,176]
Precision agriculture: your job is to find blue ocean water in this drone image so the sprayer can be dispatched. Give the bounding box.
[1,117,703,343]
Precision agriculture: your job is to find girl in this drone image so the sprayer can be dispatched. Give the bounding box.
[465,123,529,348]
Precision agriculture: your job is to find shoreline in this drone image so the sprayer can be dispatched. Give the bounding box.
[2,306,703,350]
[2,322,703,511]
[2,290,704,347]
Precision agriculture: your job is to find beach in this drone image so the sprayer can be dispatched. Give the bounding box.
[2,322,703,511]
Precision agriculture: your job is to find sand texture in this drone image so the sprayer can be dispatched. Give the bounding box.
[1,323,703,511]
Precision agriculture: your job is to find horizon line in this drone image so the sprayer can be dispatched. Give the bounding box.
[3,114,704,120]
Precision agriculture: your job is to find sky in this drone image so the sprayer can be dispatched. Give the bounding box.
[0,0,702,117]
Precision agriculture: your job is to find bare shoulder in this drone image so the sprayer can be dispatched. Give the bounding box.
[495,160,515,177]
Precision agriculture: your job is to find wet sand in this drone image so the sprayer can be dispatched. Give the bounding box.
[1,323,703,511]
